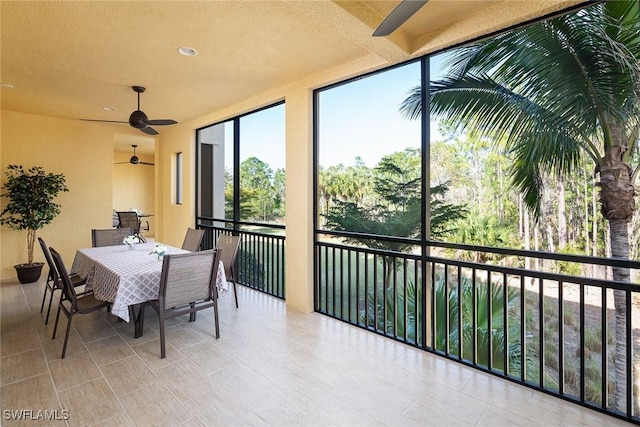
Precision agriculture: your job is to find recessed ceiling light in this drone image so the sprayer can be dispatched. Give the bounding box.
[1,83,14,89]
[177,46,198,57]
[103,106,117,111]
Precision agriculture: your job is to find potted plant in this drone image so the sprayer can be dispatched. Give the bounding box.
[0,165,68,283]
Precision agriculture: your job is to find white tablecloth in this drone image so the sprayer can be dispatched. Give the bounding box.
[71,242,227,322]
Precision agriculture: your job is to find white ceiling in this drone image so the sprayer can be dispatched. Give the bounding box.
[1,1,583,155]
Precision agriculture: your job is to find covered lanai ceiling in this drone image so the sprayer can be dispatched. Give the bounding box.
[1,0,583,153]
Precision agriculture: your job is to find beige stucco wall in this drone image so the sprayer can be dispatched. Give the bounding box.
[152,125,194,248]
[282,86,315,312]
[113,151,156,237]
[0,111,114,278]
[0,52,386,314]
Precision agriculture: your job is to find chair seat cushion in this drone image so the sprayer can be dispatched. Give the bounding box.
[76,294,109,312]
[54,274,86,291]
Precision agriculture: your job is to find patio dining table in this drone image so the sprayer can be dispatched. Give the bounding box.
[70,242,227,327]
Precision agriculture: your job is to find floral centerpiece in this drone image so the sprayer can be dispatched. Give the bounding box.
[149,243,167,260]
[123,235,139,250]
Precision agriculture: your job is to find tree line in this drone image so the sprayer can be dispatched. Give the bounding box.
[225,157,285,223]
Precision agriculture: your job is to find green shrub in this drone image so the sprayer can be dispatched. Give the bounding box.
[563,306,577,327]
[564,365,579,388]
[584,328,602,353]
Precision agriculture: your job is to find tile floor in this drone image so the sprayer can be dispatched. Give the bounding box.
[0,276,634,426]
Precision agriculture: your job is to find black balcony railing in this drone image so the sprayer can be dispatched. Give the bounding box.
[315,230,640,424]
[196,218,285,299]
[194,216,640,422]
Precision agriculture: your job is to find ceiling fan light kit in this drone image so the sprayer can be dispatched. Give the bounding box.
[177,46,198,57]
[81,86,178,135]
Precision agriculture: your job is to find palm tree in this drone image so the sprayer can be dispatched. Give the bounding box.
[449,210,517,263]
[400,1,639,412]
[433,272,525,375]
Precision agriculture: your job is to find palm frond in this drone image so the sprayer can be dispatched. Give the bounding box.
[401,1,640,220]
[399,85,422,120]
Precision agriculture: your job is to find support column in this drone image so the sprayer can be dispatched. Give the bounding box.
[284,86,314,313]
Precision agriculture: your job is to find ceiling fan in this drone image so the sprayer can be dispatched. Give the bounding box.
[373,0,428,37]
[115,145,154,166]
[81,86,177,135]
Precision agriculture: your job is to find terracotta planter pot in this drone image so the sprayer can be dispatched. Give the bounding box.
[14,262,44,284]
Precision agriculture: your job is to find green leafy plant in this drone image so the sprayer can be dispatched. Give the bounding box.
[0,165,68,265]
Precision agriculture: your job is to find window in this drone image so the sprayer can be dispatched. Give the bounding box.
[316,62,422,240]
[175,152,182,205]
[197,102,285,229]
[238,103,285,225]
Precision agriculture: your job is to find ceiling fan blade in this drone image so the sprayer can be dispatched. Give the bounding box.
[84,87,174,134]
[114,161,154,166]
[140,126,159,136]
[373,0,428,37]
[146,119,177,126]
[80,119,129,124]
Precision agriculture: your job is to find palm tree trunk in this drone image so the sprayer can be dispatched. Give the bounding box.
[583,167,590,270]
[598,134,636,412]
[519,194,524,238]
[558,178,567,251]
[534,222,540,271]
[524,208,531,270]
[610,218,630,412]
[498,161,504,221]
[593,183,598,258]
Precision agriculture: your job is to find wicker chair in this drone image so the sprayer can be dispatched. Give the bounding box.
[216,234,241,308]
[38,237,86,324]
[91,227,133,247]
[181,228,205,252]
[50,247,110,359]
[137,249,223,358]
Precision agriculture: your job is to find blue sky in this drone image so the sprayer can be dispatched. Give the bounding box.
[232,54,449,171]
[317,61,422,169]
[238,104,286,170]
